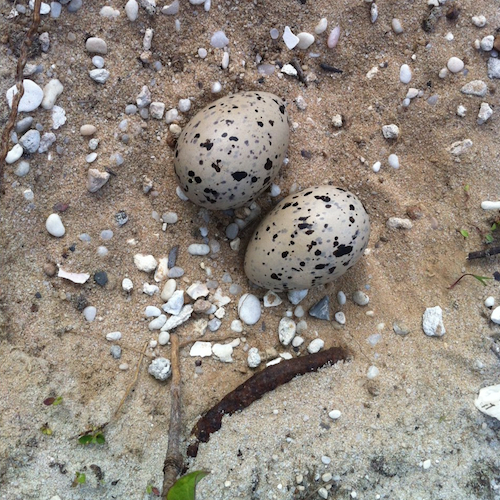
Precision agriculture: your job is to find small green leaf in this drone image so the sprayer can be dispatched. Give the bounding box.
[167,471,209,500]
[146,485,153,494]
[464,184,470,192]
[492,223,497,231]
[95,433,105,444]
[485,233,494,244]
[52,396,63,406]
[78,473,86,484]
[459,229,469,238]
[473,275,493,286]
[78,435,93,445]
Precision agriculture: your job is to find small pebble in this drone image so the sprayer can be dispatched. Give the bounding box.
[238,293,261,325]
[329,410,341,420]
[388,154,400,169]
[400,64,412,83]
[80,124,96,136]
[422,306,445,336]
[372,161,381,173]
[231,319,243,332]
[19,130,40,154]
[148,357,172,381]
[367,366,379,379]
[122,278,133,292]
[46,213,65,237]
[386,217,413,229]
[318,488,328,500]
[210,31,229,48]
[307,338,324,354]
[447,57,464,73]
[178,98,191,113]
[327,26,340,49]
[188,244,210,256]
[370,2,378,23]
[14,161,30,177]
[149,315,167,330]
[94,271,108,287]
[296,32,315,50]
[315,18,327,35]
[212,343,233,362]
[283,26,299,49]
[382,124,400,139]
[86,37,107,55]
[392,18,403,34]
[145,305,162,317]
[292,336,304,347]
[270,28,279,40]
[6,80,44,112]
[5,144,23,164]
[134,253,158,272]
[288,289,308,305]
[321,455,331,465]
[334,311,346,325]
[125,0,139,20]
[247,347,261,368]
[162,0,179,15]
[309,296,330,320]
[337,291,346,305]
[211,81,222,93]
[461,80,487,97]
[353,291,369,306]
[477,102,493,125]
[279,317,297,346]
[485,296,495,308]
[106,331,122,341]
[480,36,494,52]
[41,79,63,110]
[472,15,487,27]
[158,331,170,345]
[83,306,97,322]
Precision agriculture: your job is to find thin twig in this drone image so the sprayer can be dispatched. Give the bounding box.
[162,333,184,498]
[0,0,42,187]
[113,341,148,419]
[468,246,500,260]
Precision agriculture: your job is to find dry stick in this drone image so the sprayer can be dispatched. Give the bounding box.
[162,333,184,499]
[468,246,500,260]
[0,0,42,184]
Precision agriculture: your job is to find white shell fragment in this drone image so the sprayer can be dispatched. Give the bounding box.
[190,341,213,357]
[57,268,90,284]
[283,26,299,49]
[475,385,500,421]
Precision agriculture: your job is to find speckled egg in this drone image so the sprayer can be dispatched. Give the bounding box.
[174,91,289,210]
[244,186,370,291]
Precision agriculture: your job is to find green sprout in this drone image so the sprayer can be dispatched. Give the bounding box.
[40,423,53,436]
[146,484,160,496]
[448,273,493,289]
[78,427,106,445]
[72,472,86,487]
[43,396,63,406]
[459,229,469,239]
[485,222,498,244]
[167,470,209,500]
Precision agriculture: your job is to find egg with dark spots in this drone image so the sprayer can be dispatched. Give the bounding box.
[174,91,289,210]
[244,186,370,291]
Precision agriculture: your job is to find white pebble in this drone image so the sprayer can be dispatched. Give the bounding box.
[46,213,65,237]
[321,455,331,465]
[279,317,297,346]
[238,293,261,325]
[445,32,454,41]
[106,331,122,341]
[23,189,34,201]
[163,290,185,315]
[422,459,431,470]
[281,64,297,76]
[6,80,44,112]
[337,291,346,305]
[367,365,379,379]
[370,2,378,23]
[315,18,327,35]
[329,410,341,420]
[270,28,279,40]
[318,488,328,500]
[158,331,170,345]
[92,56,105,68]
[263,290,282,307]
[334,311,346,325]
[353,291,369,306]
[5,144,23,164]
[296,32,315,50]
[270,183,281,197]
[161,279,177,301]
[400,64,412,83]
[456,105,467,117]
[85,37,107,55]
[14,160,30,176]
[96,246,108,257]
[221,51,230,69]
[89,69,110,84]
[292,336,304,347]
[162,0,179,15]
[247,347,261,368]
[447,57,464,73]
[382,124,400,139]
[83,306,97,322]
[145,305,162,317]
[149,315,167,330]
[212,343,233,363]
[485,297,495,308]
[210,31,229,48]
[190,341,212,357]
[133,253,158,272]
[283,26,299,49]
[307,338,324,354]
[288,289,308,305]
[122,278,133,292]
[41,79,63,110]
[472,15,487,27]
[422,306,445,337]
[491,307,500,324]
[211,81,222,93]
[480,35,494,52]
[482,201,500,210]
[392,18,403,34]
[178,98,191,113]
[125,0,138,20]
[372,161,381,173]
[477,102,493,125]
[438,67,449,79]
[143,283,159,296]
[386,217,413,229]
[327,26,340,49]
[231,319,243,332]
[388,154,400,169]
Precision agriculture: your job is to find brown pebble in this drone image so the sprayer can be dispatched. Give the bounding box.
[43,262,57,277]
[445,4,460,20]
[366,380,380,396]
[406,205,424,220]
[53,202,69,213]
[494,35,500,53]
[193,299,212,313]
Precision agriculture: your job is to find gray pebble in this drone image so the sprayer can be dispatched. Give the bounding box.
[393,322,410,336]
[85,37,107,54]
[115,210,129,226]
[353,291,369,306]
[136,86,151,109]
[386,217,413,230]
[163,290,184,315]
[14,160,30,177]
[162,212,178,224]
[229,284,242,295]
[89,69,110,84]
[225,223,239,240]
[16,117,33,134]
[168,246,179,268]
[92,56,105,69]
[19,129,40,154]
[67,0,83,11]
[110,345,122,359]
[50,2,62,17]
[488,58,500,79]
[208,318,222,332]
[149,314,167,330]
[288,289,308,305]
[337,291,346,306]
[125,104,137,115]
[461,80,487,97]
[167,266,184,278]
[309,296,330,320]
[188,243,210,256]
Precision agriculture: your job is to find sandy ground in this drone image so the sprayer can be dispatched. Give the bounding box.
[1,0,500,499]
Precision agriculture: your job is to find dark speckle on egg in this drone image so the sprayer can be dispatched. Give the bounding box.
[173,91,289,210]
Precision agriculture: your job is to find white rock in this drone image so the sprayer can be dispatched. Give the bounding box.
[367,366,379,379]
[461,80,488,97]
[153,257,169,282]
[144,306,161,317]
[150,102,165,120]
[288,289,308,305]
[83,306,97,322]
[283,26,299,49]
[100,6,119,18]
[438,67,449,79]
[52,105,66,129]
[488,58,500,79]
[477,102,493,125]
[388,154,400,169]
[148,357,171,381]
[279,317,296,345]
[213,288,231,307]
[161,305,193,331]
[125,0,139,20]
[337,291,347,305]
[238,294,261,325]
[372,161,381,173]
[231,319,243,332]
[475,384,500,420]
[161,279,177,301]
[158,331,170,345]
[480,35,494,52]
[307,338,324,354]
[422,306,445,336]
[106,331,122,341]
[297,32,315,50]
[292,336,304,347]
[447,57,464,73]
[472,15,487,27]
[353,291,369,306]
[163,290,184,315]
[392,18,403,34]
[386,217,413,229]
[315,18,328,35]
[281,64,297,76]
[187,282,209,300]
[190,341,212,357]
[247,347,261,368]
[41,79,63,109]
[86,37,107,54]
[210,31,229,48]
[382,124,400,139]
[143,283,159,296]
[264,290,282,307]
[6,80,43,112]
[46,213,65,237]
[400,64,412,84]
[406,88,419,99]
[221,51,230,69]
[212,343,233,362]
[211,81,222,93]
[149,315,167,330]
[178,98,191,113]
[58,268,89,284]
[5,144,23,164]
[485,296,495,308]
[456,105,467,117]
[482,201,500,210]
[89,69,110,84]
[329,410,341,420]
[491,306,500,324]
[188,243,210,256]
[370,2,378,23]
[122,278,133,292]
[334,311,346,325]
